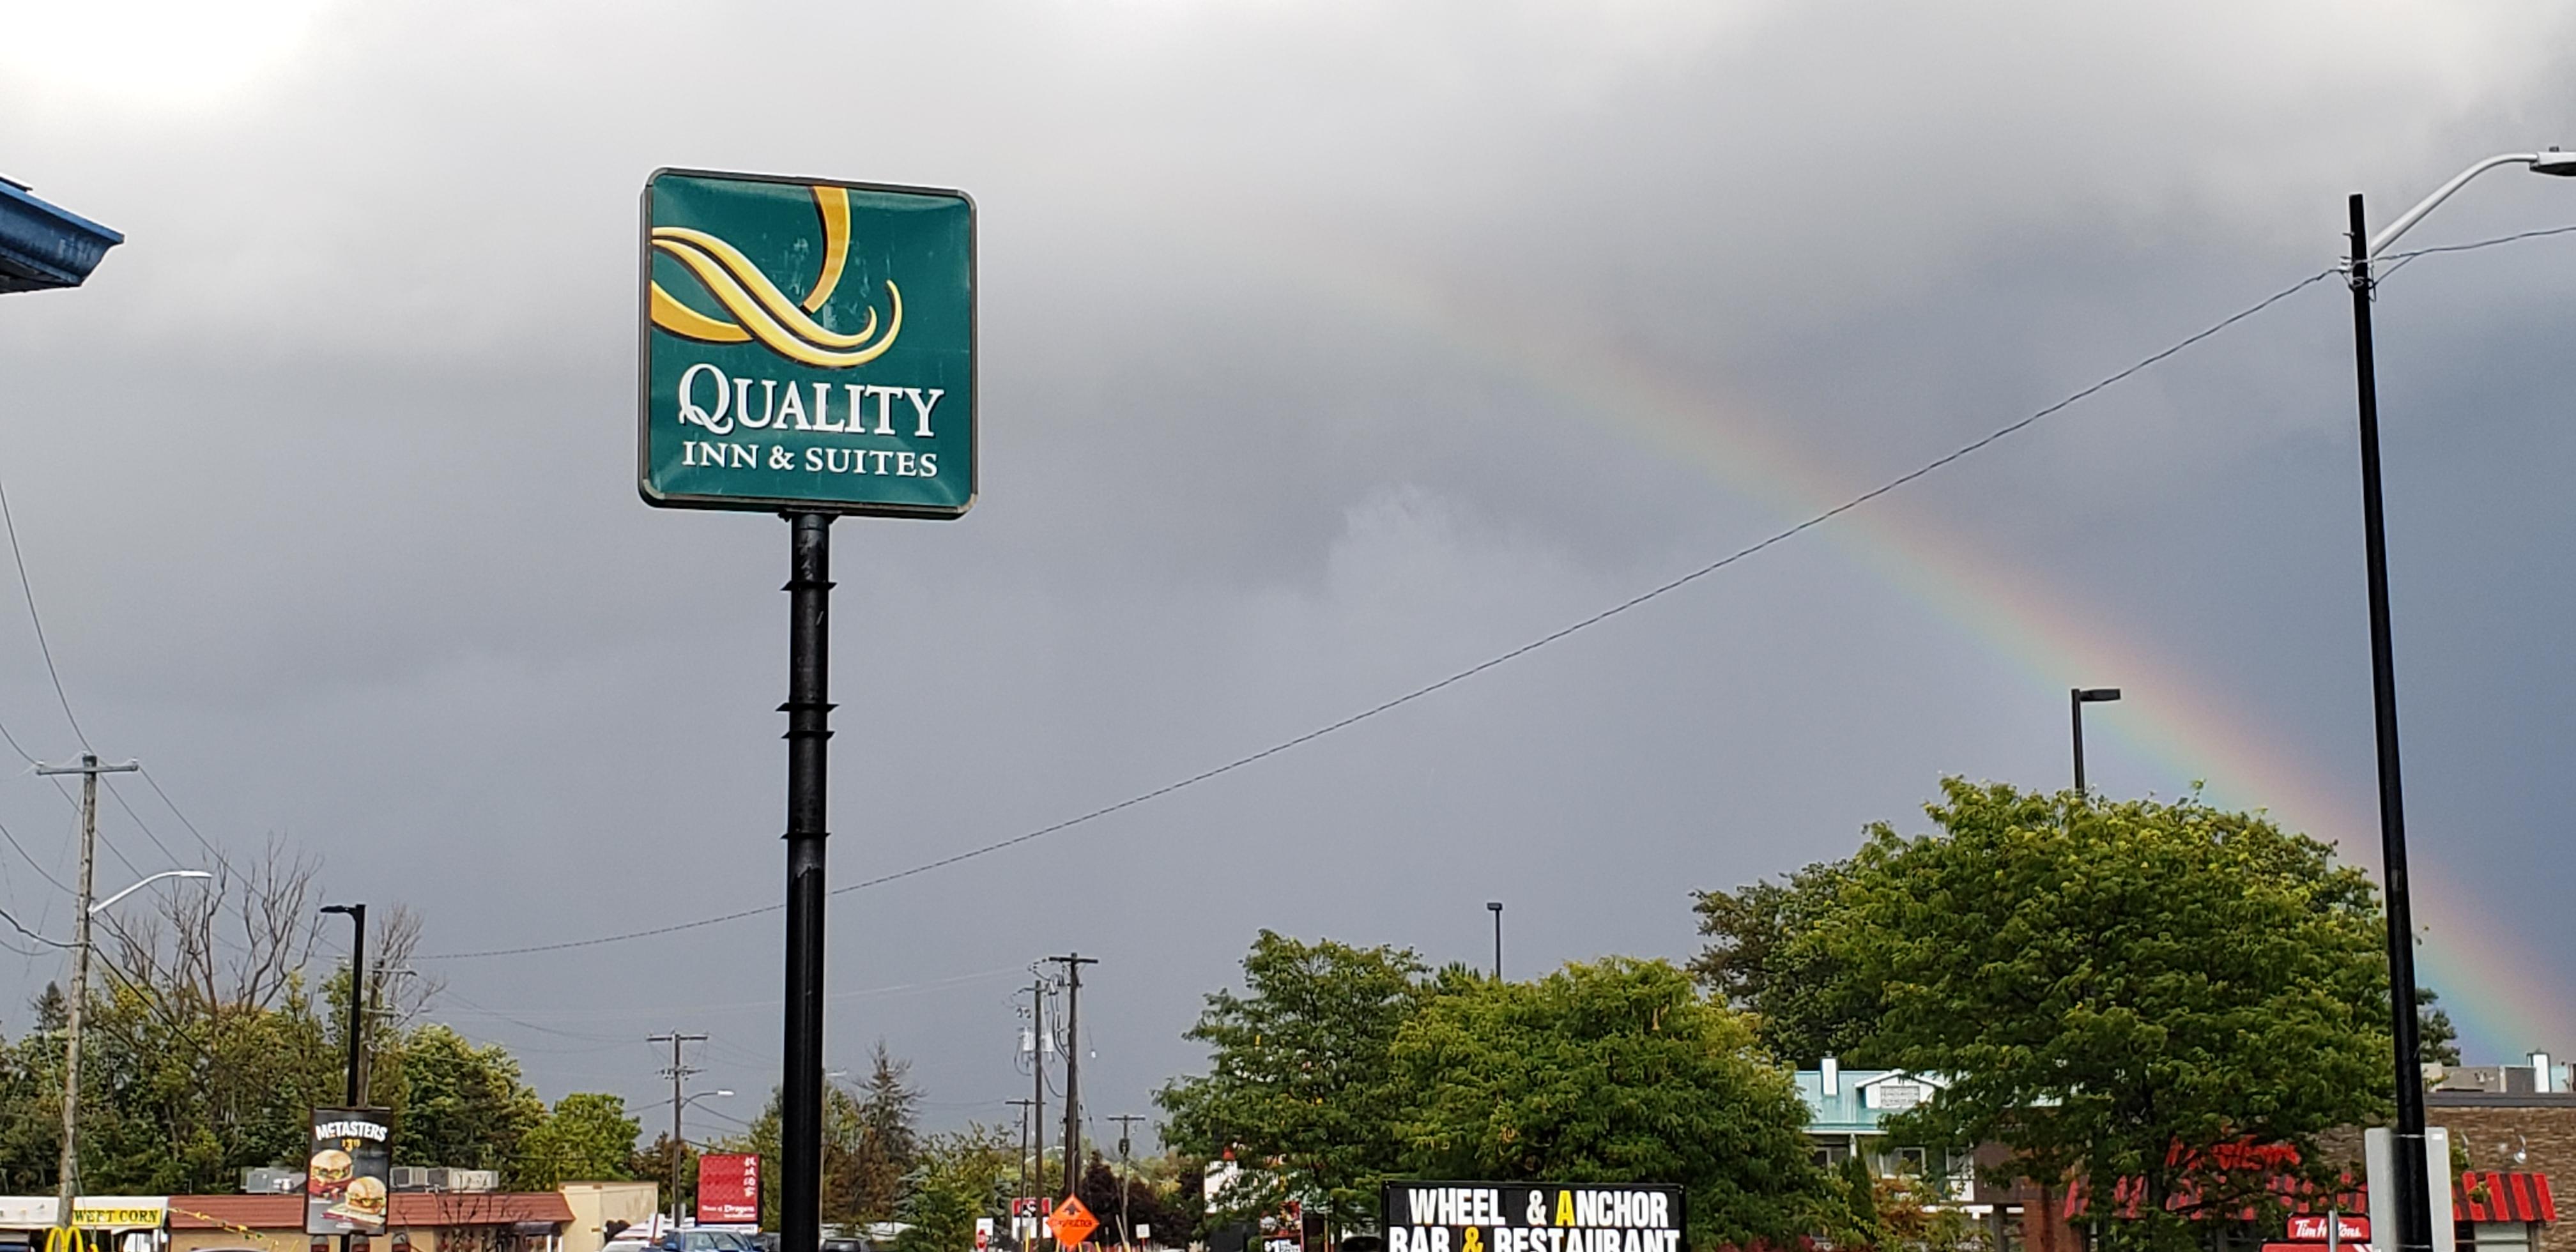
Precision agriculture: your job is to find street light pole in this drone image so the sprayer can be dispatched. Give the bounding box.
[320,903,366,1252]
[1485,902,1503,981]
[321,905,367,1107]
[2340,148,2576,1252]
[2347,190,2434,1252]
[2071,688,2121,795]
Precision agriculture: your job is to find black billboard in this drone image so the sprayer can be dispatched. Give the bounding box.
[307,1107,394,1235]
[1381,1184,1683,1252]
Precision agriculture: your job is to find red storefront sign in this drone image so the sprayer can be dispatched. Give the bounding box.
[698,1153,761,1224]
[2287,1216,2370,1242]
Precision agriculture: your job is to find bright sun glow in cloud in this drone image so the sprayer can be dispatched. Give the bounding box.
[1,0,332,109]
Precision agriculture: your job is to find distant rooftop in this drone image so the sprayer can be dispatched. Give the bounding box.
[1793,1060,1949,1134]
[0,177,123,293]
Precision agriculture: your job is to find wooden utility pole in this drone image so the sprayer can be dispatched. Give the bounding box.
[34,752,135,1212]
[1045,954,1096,1201]
[650,1032,707,1230]
[1109,1115,1146,1249]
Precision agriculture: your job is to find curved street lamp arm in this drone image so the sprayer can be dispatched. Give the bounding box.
[88,869,213,915]
[2369,153,2540,258]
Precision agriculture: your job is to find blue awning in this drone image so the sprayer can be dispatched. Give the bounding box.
[0,177,123,293]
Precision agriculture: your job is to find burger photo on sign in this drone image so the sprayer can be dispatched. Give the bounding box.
[309,1150,353,1200]
[328,1176,387,1230]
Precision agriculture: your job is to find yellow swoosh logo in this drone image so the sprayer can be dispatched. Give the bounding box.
[650,185,901,368]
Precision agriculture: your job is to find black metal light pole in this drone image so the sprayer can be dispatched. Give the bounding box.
[320,903,365,1252]
[2345,194,2434,1252]
[320,904,366,1104]
[781,513,834,1252]
[1485,902,1502,981]
[2331,150,2576,1252]
[2071,688,2120,795]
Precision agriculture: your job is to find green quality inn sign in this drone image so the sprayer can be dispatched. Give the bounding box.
[638,169,975,517]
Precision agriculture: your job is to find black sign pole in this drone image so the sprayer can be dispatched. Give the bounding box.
[781,512,834,1252]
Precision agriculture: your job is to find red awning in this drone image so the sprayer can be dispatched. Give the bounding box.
[2062,1173,2560,1225]
[2457,1173,2556,1224]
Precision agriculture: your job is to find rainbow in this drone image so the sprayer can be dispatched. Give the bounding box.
[1276,236,2563,1061]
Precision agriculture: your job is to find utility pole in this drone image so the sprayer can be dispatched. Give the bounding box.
[1007,1099,1037,1203]
[34,752,136,1212]
[1045,954,1097,1201]
[1110,1115,1146,1250]
[650,1032,708,1231]
[1027,977,1048,1205]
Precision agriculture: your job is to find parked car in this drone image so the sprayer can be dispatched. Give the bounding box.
[657,1232,758,1252]
[820,1239,870,1252]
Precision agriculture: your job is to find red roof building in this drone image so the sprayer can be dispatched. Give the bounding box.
[166,1193,573,1252]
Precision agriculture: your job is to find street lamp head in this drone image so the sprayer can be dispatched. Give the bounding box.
[321,903,361,916]
[2076,687,2122,703]
[1486,901,1503,913]
[2532,148,2576,178]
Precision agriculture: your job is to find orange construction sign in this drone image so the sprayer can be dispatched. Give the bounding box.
[1048,1197,1100,1246]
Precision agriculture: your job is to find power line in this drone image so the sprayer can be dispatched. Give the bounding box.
[0,474,90,751]
[0,815,71,895]
[419,261,2344,962]
[135,768,231,867]
[2374,221,2576,282]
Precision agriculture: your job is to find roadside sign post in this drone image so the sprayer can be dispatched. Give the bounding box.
[638,168,976,1252]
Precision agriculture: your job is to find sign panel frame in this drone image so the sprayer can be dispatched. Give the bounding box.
[1380,1183,1685,1252]
[697,1152,762,1225]
[636,166,977,520]
[67,1198,163,1230]
[306,1107,394,1236]
[2287,1216,2371,1243]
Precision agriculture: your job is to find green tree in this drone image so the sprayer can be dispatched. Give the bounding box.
[848,1042,922,1221]
[1156,931,1430,1230]
[386,1023,547,1170]
[733,1081,875,1229]
[2418,988,2462,1067]
[1080,1152,1184,1246]
[1390,957,1846,1251]
[1689,859,1876,1066]
[1809,781,2392,1252]
[893,1126,1017,1252]
[516,1092,641,1187]
[634,1131,700,1220]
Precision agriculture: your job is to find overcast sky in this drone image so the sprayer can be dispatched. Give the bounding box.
[4,0,2576,1157]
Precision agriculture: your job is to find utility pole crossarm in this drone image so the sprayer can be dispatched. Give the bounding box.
[32,759,137,777]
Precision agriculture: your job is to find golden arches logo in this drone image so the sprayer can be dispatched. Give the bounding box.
[650,185,901,368]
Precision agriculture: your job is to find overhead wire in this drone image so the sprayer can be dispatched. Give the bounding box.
[0,473,88,751]
[418,261,2347,963]
[2372,221,2576,283]
[9,222,2569,972]
[0,815,71,895]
